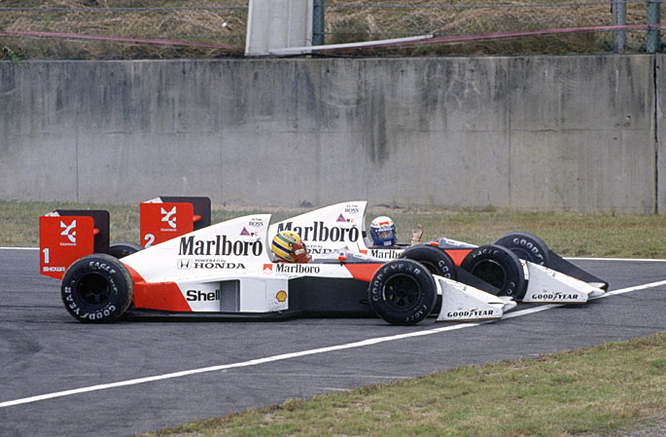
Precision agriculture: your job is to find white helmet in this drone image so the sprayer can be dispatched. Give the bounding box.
[370,216,396,246]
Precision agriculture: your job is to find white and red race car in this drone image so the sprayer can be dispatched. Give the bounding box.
[38,199,605,326]
[270,201,607,305]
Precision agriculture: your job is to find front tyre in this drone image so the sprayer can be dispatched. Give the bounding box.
[368,259,437,326]
[460,244,527,300]
[399,244,457,280]
[495,231,551,266]
[61,254,134,323]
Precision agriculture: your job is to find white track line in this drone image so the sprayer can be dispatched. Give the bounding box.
[3,279,666,409]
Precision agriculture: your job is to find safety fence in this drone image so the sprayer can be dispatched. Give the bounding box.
[0,1,664,58]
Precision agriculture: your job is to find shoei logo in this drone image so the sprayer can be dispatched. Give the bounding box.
[60,220,77,245]
[161,206,177,229]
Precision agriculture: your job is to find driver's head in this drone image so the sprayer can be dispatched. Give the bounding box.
[271,230,310,263]
[370,216,396,246]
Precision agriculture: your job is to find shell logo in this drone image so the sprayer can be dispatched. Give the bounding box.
[276,290,288,302]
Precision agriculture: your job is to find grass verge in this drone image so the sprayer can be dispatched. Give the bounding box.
[139,334,666,437]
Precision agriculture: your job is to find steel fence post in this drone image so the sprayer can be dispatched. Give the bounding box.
[646,0,661,53]
[612,0,627,52]
[313,0,325,46]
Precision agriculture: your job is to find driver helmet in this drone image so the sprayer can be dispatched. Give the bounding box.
[271,230,307,263]
[370,216,396,247]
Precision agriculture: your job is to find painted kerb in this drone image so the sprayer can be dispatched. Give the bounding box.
[0,55,661,213]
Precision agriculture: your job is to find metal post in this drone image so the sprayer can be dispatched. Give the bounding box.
[313,0,325,46]
[612,0,627,52]
[646,0,661,53]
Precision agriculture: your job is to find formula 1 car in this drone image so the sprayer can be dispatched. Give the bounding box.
[268,201,608,305]
[39,208,516,326]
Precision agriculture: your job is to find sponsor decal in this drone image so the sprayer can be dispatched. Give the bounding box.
[179,235,263,256]
[60,220,77,245]
[307,246,334,255]
[186,289,221,302]
[531,292,582,301]
[178,259,193,270]
[274,263,321,274]
[369,248,403,259]
[263,263,273,273]
[276,290,287,302]
[247,218,264,228]
[446,308,499,318]
[178,258,246,270]
[43,266,66,273]
[276,221,360,243]
[336,214,347,222]
[344,205,360,214]
[161,206,178,231]
[240,227,250,236]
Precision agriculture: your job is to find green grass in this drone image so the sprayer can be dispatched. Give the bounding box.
[3,199,666,436]
[4,199,666,259]
[139,334,666,437]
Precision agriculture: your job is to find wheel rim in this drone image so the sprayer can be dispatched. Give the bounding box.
[76,273,112,307]
[469,260,507,289]
[382,274,421,312]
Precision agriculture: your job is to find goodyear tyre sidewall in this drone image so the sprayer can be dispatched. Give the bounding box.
[369,259,437,326]
[461,244,528,300]
[399,244,457,280]
[495,231,551,266]
[61,254,133,323]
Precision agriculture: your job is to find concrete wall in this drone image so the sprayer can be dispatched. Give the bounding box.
[0,55,662,213]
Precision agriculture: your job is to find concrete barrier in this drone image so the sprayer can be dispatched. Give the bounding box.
[0,55,661,213]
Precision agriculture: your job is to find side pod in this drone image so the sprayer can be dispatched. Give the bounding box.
[521,261,606,304]
[436,276,517,322]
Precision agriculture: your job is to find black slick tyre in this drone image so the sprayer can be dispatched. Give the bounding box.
[109,242,143,259]
[399,244,457,280]
[460,244,527,300]
[61,254,134,323]
[495,231,551,266]
[368,259,437,326]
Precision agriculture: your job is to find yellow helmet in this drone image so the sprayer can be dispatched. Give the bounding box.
[271,230,304,263]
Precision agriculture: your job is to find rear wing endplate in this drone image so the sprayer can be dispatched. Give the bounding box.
[39,210,110,279]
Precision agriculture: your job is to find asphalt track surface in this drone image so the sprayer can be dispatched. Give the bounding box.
[1,248,666,437]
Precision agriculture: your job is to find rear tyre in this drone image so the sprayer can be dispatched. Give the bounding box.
[109,242,143,259]
[460,244,527,300]
[495,232,551,266]
[399,244,457,280]
[368,259,437,326]
[61,254,133,323]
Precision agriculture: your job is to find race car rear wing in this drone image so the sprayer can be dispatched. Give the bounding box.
[139,196,211,247]
[39,196,211,280]
[39,210,110,280]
